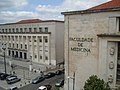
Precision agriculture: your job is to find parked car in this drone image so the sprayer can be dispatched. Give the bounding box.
[0,73,9,80]
[7,86,18,90]
[55,70,62,75]
[32,76,45,84]
[55,79,64,87]
[44,72,55,79]
[37,84,52,90]
[6,77,21,84]
[6,75,17,81]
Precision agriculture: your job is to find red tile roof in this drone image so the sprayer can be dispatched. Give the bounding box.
[89,0,120,10]
[16,19,43,24]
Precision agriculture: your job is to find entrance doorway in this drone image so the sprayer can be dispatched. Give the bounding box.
[20,52,22,58]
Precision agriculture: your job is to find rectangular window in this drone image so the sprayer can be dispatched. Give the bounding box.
[16,28,18,32]
[2,29,4,32]
[39,27,42,32]
[40,56,42,59]
[24,28,27,32]
[45,27,48,32]
[21,44,22,49]
[20,28,23,32]
[45,56,48,60]
[12,28,15,32]
[9,29,11,32]
[34,28,37,32]
[25,44,27,49]
[34,55,36,58]
[5,29,7,32]
[17,44,18,48]
[118,17,120,32]
[39,38,42,42]
[13,44,14,48]
[9,43,11,47]
[29,28,32,32]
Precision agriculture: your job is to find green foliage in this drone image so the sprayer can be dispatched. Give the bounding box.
[84,75,111,90]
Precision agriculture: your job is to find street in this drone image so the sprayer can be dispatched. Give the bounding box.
[19,74,64,90]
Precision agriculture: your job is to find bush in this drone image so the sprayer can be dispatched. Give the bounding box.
[84,75,111,90]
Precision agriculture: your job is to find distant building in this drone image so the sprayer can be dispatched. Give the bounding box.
[62,0,120,90]
[0,19,64,66]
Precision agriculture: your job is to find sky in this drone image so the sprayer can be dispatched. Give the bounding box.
[0,0,111,24]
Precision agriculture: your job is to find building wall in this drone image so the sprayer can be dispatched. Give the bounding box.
[0,21,64,66]
[64,11,120,90]
[55,22,64,65]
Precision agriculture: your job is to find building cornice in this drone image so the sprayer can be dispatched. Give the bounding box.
[61,7,120,15]
[0,32,51,34]
[97,33,120,37]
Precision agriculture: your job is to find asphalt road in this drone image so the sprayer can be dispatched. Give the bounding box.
[0,87,5,90]
[19,74,64,90]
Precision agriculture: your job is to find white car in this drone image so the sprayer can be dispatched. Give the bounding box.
[37,86,47,90]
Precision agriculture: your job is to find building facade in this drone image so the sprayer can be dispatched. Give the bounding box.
[0,19,64,66]
[62,0,120,90]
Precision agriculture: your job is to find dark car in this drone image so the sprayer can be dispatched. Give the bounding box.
[55,79,64,87]
[0,73,9,80]
[32,76,45,84]
[55,70,62,75]
[44,72,55,79]
[6,77,21,84]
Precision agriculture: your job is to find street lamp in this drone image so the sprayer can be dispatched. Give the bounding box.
[67,72,75,90]
[2,43,7,74]
[29,55,32,72]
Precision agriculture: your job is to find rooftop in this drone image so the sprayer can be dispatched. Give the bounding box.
[0,19,64,25]
[89,0,120,10]
[62,0,120,15]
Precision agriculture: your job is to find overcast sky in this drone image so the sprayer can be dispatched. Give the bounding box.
[0,0,111,24]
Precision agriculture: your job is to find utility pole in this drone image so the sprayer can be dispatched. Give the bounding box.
[2,44,7,74]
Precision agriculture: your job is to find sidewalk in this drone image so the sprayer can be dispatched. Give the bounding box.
[0,56,64,89]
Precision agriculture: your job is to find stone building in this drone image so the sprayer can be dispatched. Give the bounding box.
[0,19,64,66]
[62,0,120,90]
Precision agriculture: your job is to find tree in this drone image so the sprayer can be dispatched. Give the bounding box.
[84,75,111,90]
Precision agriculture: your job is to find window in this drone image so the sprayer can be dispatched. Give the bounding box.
[25,44,27,49]
[29,28,32,32]
[45,56,48,60]
[34,28,37,32]
[9,43,11,47]
[13,44,14,48]
[2,29,4,32]
[5,29,7,32]
[39,38,42,42]
[40,56,42,59]
[16,28,18,32]
[21,44,22,49]
[9,29,11,32]
[44,36,48,43]
[35,55,37,58]
[17,44,18,48]
[118,17,120,32]
[39,27,42,32]
[12,28,15,32]
[8,50,11,56]
[20,28,23,32]
[45,27,48,32]
[24,28,27,32]
[45,38,48,43]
